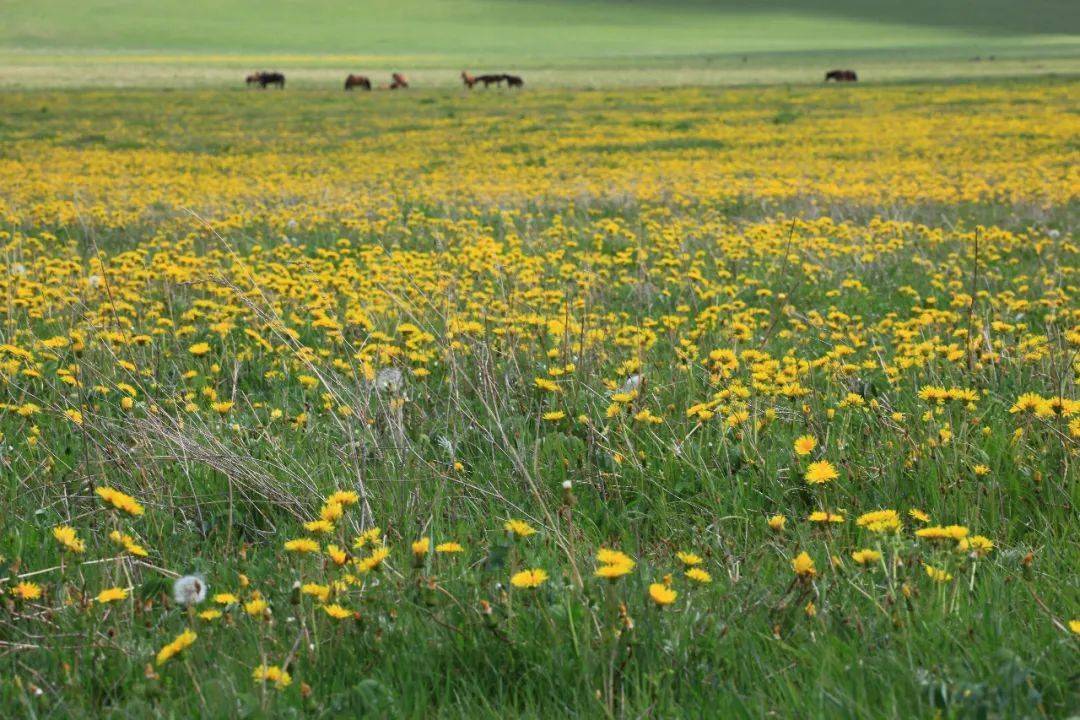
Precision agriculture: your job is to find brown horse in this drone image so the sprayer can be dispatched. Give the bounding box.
[247,72,285,88]
[345,74,372,91]
[825,69,857,82]
[463,72,523,89]
[389,73,409,89]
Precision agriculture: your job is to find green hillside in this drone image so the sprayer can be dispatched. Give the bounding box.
[1,0,1077,87]
[3,0,1078,58]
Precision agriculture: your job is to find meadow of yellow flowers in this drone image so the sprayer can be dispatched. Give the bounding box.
[0,79,1077,717]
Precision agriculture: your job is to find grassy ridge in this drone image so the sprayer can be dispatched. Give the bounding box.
[4,0,1075,56]
[4,0,1079,88]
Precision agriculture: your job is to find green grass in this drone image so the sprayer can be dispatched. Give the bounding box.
[0,79,1077,717]
[5,0,1077,56]
[1,0,1078,87]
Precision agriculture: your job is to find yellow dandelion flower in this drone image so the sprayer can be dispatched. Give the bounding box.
[685,568,712,584]
[323,603,353,619]
[155,629,196,666]
[924,564,953,583]
[856,509,901,534]
[595,560,635,580]
[52,525,85,553]
[597,548,634,566]
[435,542,464,553]
[804,460,839,484]
[504,519,537,538]
[915,525,969,541]
[326,544,348,566]
[793,435,817,456]
[244,596,269,616]
[958,535,994,557]
[807,511,845,524]
[284,538,320,554]
[301,583,331,602]
[356,547,390,573]
[791,552,816,577]
[675,551,703,566]
[303,519,335,534]
[96,587,128,603]
[648,583,677,606]
[95,487,145,516]
[253,664,292,689]
[534,378,561,393]
[510,568,549,589]
[352,527,383,549]
[326,490,359,506]
[11,582,42,600]
[851,549,881,565]
[320,501,344,522]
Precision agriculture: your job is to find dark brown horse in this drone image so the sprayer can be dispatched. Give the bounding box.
[825,69,857,82]
[345,74,372,91]
[247,71,285,88]
[503,74,524,88]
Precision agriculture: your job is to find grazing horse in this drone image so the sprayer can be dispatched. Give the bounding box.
[503,74,524,88]
[345,74,372,91]
[245,73,261,86]
[389,73,409,89]
[251,71,285,88]
[825,69,857,82]
[462,71,503,88]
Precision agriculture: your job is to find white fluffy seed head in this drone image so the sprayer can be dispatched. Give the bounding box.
[374,367,404,393]
[172,574,207,606]
[562,480,573,490]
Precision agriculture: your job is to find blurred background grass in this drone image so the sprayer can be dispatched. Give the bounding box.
[1,0,1077,87]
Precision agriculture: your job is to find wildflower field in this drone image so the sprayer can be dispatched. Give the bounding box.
[0,79,1078,717]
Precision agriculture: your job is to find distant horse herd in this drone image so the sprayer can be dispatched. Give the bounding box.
[460,71,524,88]
[343,73,409,90]
[244,68,858,89]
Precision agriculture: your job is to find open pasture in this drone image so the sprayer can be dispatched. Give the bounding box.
[0,80,1077,717]
[2,0,1078,88]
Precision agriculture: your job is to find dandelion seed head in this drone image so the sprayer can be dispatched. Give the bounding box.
[172,574,207,606]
